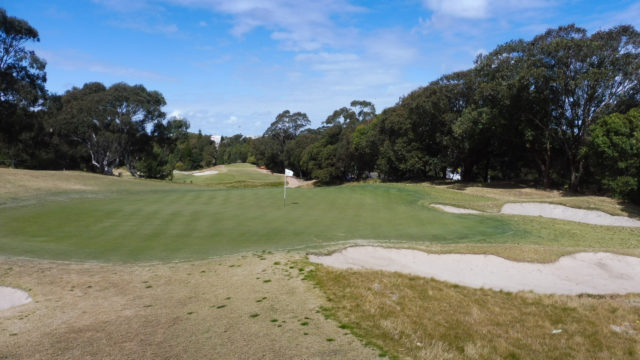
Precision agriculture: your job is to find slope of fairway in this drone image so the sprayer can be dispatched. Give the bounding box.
[171,163,283,188]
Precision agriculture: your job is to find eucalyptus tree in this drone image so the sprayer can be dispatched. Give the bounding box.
[55,82,167,176]
[0,8,47,167]
[261,110,310,172]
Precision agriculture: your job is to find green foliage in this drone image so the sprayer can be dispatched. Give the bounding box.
[172,130,217,170]
[53,82,167,176]
[588,108,640,202]
[217,134,249,165]
[0,8,47,168]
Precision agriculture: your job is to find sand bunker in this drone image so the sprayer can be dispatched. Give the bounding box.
[431,204,481,214]
[501,203,640,227]
[309,246,640,295]
[431,202,640,227]
[192,170,219,176]
[0,286,32,310]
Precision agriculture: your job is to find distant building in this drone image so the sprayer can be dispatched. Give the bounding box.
[210,135,222,147]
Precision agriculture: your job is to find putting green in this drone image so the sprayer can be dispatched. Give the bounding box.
[1,183,522,262]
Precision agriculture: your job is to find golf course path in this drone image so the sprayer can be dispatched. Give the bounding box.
[310,246,640,295]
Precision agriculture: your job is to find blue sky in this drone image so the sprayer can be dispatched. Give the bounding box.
[3,0,640,135]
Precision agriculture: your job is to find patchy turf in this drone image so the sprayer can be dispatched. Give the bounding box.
[0,254,378,360]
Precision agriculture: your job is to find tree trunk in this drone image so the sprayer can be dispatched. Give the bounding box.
[569,158,584,192]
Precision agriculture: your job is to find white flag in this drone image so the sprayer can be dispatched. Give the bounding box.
[285,169,294,176]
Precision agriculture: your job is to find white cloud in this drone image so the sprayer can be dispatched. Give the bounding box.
[422,0,553,22]
[159,0,365,50]
[424,0,489,19]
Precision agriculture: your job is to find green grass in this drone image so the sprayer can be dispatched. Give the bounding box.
[0,169,639,262]
[171,163,283,188]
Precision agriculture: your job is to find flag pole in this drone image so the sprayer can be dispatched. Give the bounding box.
[283,172,286,208]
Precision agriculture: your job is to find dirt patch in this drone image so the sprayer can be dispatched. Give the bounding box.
[0,254,377,359]
[309,246,640,295]
[287,177,315,188]
[502,202,640,227]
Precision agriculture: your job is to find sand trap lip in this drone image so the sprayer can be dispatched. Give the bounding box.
[0,286,32,311]
[309,246,640,295]
[431,204,481,214]
[501,202,640,227]
[431,202,640,227]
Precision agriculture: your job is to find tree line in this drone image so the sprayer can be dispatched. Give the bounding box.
[1,8,639,203]
[237,24,640,203]
[0,9,218,178]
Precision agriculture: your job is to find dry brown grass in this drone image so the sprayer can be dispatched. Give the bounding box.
[0,168,151,202]
[314,266,640,360]
[0,254,378,359]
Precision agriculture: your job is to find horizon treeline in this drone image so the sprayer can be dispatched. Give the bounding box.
[1,8,640,203]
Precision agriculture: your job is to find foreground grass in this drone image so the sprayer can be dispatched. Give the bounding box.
[171,163,283,188]
[0,254,377,359]
[313,266,640,360]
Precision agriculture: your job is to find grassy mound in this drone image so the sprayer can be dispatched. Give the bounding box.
[171,163,283,188]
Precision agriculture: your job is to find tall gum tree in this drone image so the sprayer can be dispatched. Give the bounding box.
[0,8,47,167]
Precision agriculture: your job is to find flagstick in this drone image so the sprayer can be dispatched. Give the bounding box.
[283,173,286,208]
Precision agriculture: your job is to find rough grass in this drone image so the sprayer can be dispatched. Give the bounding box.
[171,163,283,188]
[313,266,640,360]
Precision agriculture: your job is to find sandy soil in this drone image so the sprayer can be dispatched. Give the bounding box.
[0,254,377,360]
[430,204,481,214]
[286,176,315,188]
[501,202,640,227]
[0,287,31,311]
[309,246,640,295]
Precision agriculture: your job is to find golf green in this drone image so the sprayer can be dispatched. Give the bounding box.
[0,184,518,262]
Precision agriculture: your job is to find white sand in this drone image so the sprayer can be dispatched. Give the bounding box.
[0,286,32,310]
[501,203,640,227]
[192,170,219,176]
[309,246,640,295]
[431,204,481,214]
